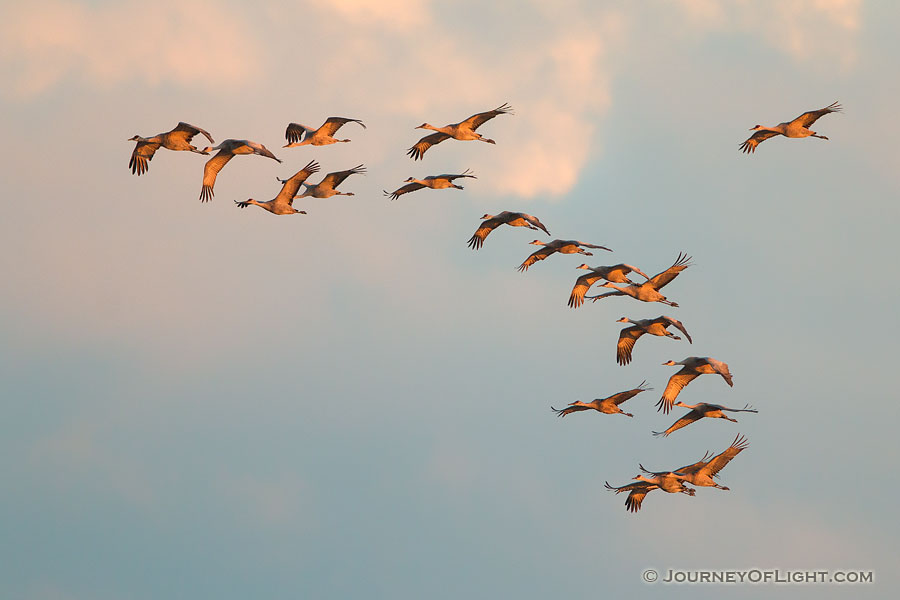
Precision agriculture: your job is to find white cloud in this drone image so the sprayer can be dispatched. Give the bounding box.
[269,10,623,200]
[674,0,862,66]
[314,0,431,28]
[0,0,263,97]
[1,1,625,199]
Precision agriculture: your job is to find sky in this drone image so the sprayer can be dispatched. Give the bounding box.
[1,0,899,598]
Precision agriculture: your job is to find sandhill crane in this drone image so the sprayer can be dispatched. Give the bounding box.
[615,316,692,366]
[653,402,757,437]
[234,160,320,215]
[198,139,281,202]
[128,122,214,175]
[407,103,513,160]
[294,164,366,199]
[551,381,651,418]
[641,434,749,490]
[739,101,841,154]
[605,472,695,513]
[587,252,691,307]
[657,356,733,414]
[568,264,651,309]
[604,480,658,513]
[384,170,476,200]
[634,473,695,495]
[517,240,612,272]
[283,117,366,147]
[467,211,550,250]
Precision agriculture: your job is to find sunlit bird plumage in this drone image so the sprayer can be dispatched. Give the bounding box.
[615,316,692,365]
[468,211,550,250]
[653,403,756,437]
[657,356,733,414]
[199,139,282,202]
[234,160,320,215]
[587,252,691,307]
[641,434,749,490]
[128,122,214,176]
[295,164,366,199]
[284,117,366,148]
[739,101,841,154]
[407,103,513,160]
[568,264,651,309]
[551,381,651,419]
[605,471,695,513]
[518,239,612,272]
[384,169,476,200]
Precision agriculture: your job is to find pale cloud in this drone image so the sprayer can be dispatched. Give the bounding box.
[2,1,624,199]
[239,2,623,200]
[486,33,614,197]
[316,0,431,28]
[674,0,862,66]
[0,0,263,97]
[283,15,623,199]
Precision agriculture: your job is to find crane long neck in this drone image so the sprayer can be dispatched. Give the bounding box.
[759,124,785,134]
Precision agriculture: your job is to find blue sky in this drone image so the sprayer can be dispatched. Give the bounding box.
[2,1,898,598]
